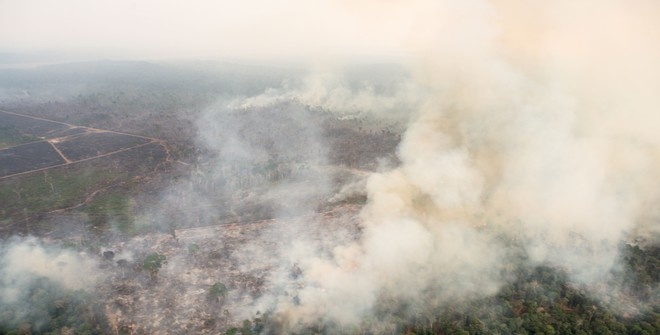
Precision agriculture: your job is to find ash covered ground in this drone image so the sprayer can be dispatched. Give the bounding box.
[98,205,362,334]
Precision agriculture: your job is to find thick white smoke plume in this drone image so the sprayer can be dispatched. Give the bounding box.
[0,237,100,330]
[236,0,660,330]
[0,238,99,302]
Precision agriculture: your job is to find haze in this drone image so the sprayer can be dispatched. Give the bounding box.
[0,0,658,334]
[1,0,414,62]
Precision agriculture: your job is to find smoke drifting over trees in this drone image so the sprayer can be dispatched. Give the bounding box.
[0,0,659,334]
[207,0,660,331]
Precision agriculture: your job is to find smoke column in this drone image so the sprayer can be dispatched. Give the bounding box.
[247,0,660,330]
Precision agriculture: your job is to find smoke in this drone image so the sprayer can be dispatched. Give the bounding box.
[16,0,654,332]
[0,237,100,303]
[0,237,101,330]
[228,0,660,330]
[197,100,332,219]
[228,68,421,124]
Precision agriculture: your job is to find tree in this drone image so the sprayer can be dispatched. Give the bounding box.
[143,252,166,281]
[209,282,229,304]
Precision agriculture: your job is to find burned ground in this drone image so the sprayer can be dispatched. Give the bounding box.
[0,110,165,179]
[0,111,172,237]
[0,141,170,236]
[54,131,152,161]
[94,205,362,335]
[0,140,66,177]
[0,109,69,137]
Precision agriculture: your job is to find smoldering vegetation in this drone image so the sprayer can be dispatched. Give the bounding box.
[235,1,660,333]
[0,61,404,233]
[0,237,107,334]
[0,1,660,334]
[0,60,412,333]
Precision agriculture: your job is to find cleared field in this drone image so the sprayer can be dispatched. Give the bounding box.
[54,131,151,161]
[0,141,66,177]
[46,126,88,138]
[0,140,170,233]
[0,110,68,137]
[0,110,167,180]
[0,110,171,232]
[0,124,39,149]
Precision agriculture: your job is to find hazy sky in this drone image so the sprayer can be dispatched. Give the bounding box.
[0,0,415,61]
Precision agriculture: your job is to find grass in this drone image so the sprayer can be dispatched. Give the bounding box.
[0,140,169,235]
[0,167,124,223]
[82,191,136,234]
